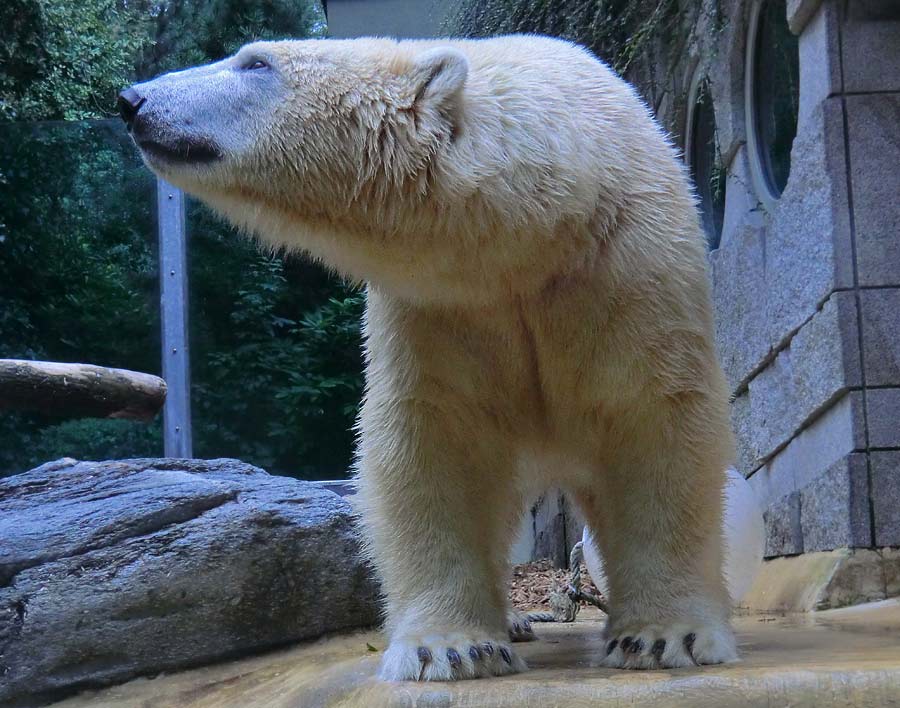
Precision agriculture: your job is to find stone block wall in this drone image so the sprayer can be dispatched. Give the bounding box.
[634,0,899,557]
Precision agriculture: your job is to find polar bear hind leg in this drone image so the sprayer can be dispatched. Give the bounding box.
[574,393,738,670]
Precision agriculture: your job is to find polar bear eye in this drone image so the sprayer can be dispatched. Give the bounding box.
[242,59,269,71]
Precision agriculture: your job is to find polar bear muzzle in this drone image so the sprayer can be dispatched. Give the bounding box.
[118,53,277,173]
[118,84,223,166]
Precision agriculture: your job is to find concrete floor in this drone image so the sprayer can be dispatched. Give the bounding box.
[53,601,900,708]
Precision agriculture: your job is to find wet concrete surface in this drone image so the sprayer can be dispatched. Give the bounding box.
[52,601,900,707]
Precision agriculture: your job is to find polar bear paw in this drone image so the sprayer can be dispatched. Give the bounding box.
[506,609,537,642]
[379,631,527,681]
[602,620,737,670]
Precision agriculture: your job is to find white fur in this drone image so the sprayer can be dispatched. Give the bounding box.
[132,34,738,680]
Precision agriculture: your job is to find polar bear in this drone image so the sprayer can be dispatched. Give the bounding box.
[120,34,738,680]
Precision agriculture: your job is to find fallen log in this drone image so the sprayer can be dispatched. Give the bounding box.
[0,359,167,421]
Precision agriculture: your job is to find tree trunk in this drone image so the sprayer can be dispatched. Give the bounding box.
[0,359,167,421]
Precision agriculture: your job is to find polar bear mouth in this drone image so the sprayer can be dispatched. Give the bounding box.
[138,137,222,165]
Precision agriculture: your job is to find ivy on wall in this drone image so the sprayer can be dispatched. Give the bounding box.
[447,0,683,74]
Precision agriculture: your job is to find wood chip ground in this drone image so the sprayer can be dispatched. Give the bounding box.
[508,558,604,612]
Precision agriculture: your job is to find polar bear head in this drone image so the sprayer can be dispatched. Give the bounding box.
[121,37,610,303]
[122,40,468,196]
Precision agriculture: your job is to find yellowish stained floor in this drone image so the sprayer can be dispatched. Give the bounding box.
[53,601,900,708]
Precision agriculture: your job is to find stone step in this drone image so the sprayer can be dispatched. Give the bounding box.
[52,601,900,708]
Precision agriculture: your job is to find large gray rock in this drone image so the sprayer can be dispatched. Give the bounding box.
[0,458,379,707]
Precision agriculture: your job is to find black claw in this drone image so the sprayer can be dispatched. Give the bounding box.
[683,633,699,666]
[417,646,432,681]
[523,619,532,632]
[499,646,512,665]
[469,645,482,662]
[651,639,666,663]
[482,641,495,657]
[447,648,462,669]
[606,639,619,656]
[621,636,633,652]
[629,638,645,654]
[513,622,521,634]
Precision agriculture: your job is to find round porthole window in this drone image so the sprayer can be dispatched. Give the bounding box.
[746,0,800,205]
[687,80,726,251]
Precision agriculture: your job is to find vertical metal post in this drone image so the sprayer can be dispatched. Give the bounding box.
[157,178,193,458]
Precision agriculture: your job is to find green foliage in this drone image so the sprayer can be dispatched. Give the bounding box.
[13,418,163,471]
[186,208,365,478]
[0,120,161,474]
[0,0,149,121]
[0,0,326,123]
[0,0,361,480]
[0,121,158,368]
[446,0,681,74]
[134,0,326,79]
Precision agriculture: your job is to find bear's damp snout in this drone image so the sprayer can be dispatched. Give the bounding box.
[118,82,223,167]
[117,87,145,130]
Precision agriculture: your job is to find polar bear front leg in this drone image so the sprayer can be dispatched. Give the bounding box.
[355,399,525,681]
[577,399,738,670]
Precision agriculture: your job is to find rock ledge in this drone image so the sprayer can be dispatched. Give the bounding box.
[0,458,379,707]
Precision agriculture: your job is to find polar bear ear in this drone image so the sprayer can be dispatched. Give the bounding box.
[410,47,469,110]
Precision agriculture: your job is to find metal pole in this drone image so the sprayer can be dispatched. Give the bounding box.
[157,178,193,458]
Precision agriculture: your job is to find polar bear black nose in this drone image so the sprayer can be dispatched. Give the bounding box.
[117,88,145,128]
